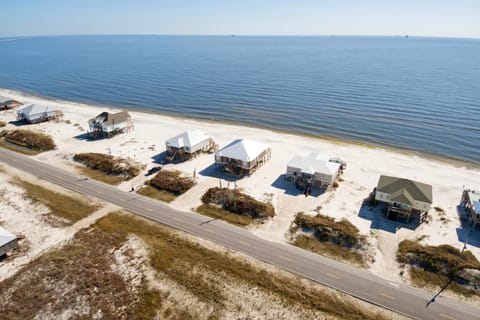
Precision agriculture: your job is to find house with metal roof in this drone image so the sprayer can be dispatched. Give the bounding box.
[17,104,63,123]
[88,111,133,137]
[461,189,480,228]
[0,96,22,110]
[375,175,433,222]
[165,130,216,162]
[215,139,271,176]
[286,153,341,190]
[0,226,18,257]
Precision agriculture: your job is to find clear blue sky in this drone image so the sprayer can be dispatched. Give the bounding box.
[1,0,479,38]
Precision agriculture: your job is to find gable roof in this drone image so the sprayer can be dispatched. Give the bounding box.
[0,226,16,248]
[166,130,209,149]
[91,111,130,126]
[377,175,433,204]
[215,139,269,162]
[18,104,58,116]
[288,153,340,175]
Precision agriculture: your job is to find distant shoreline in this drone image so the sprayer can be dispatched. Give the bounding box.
[1,86,479,169]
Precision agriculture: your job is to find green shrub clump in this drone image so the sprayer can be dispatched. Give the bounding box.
[5,129,56,151]
[201,187,275,218]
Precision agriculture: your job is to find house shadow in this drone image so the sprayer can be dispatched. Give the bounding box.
[199,163,242,182]
[8,120,29,127]
[456,205,480,248]
[151,151,168,164]
[72,132,97,141]
[270,175,325,197]
[358,198,420,233]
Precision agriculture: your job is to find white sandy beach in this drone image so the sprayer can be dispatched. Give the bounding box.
[1,87,480,287]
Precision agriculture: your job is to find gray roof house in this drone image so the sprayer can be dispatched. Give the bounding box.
[88,111,133,137]
[0,96,22,110]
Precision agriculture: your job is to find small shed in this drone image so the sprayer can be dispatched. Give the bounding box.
[88,111,133,137]
[17,104,63,123]
[0,226,18,257]
[165,130,216,161]
[375,175,433,222]
[461,189,480,228]
[215,139,271,176]
[287,153,340,189]
[0,96,22,110]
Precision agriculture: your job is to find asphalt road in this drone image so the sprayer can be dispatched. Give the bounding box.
[1,148,478,320]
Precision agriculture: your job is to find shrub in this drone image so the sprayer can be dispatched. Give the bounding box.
[73,152,141,179]
[5,129,56,151]
[201,187,275,218]
[293,212,365,249]
[0,121,6,127]
[147,170,194,196]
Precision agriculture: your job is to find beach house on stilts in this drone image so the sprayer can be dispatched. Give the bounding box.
[461,189,480,228]
[17,104,63,123]
[165,130,217,162]
[88,111,133,138]
[374,175,433,223]
[215,139,271,176]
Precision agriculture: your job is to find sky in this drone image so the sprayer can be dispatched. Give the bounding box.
[1,0,480,38]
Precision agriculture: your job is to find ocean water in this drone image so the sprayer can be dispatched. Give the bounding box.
[0,35,479,163]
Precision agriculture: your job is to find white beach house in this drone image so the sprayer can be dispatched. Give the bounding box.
[462,189,480,228]
[286,153,340,189]
[17,104,63,123]
[0,226,18,257]
[215,139,271,175]
[88,111,133,137]
[375,175,433,222]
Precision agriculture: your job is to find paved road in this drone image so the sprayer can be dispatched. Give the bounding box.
[1,148,478,320]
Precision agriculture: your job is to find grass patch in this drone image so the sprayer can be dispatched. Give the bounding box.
[74,152,142,182]
[136,185,176,203]
[197,204,254,226]
[290,212,367,266]
[294,235,364,266]
[397,240,480,296]
[146,170,195,196]
[199,187,275,225]
[0,139,41,155]
[0,121,6,127]
[96,212,387,320]
[12,178,100,225]
[77,166,127,185]
[4,129,56,151]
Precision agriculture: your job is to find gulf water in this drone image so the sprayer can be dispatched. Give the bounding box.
[0,35,479,163]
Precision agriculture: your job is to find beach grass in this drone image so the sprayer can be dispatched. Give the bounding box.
[136,185,176,203]
[4,129,56,152]
[77,166,126,185]
[12,178,100,225]
[196,204,254,226]
[0,139,41,155]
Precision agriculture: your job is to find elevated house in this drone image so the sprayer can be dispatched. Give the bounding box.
[0,96,22,111]
[375,175,433,222]
[461,189,480,228]
[88,111,133,138]
[286,153,341,191]
[215,139,271,176]
[0,226,18,257]
[165,130,217,162]
[17,104,63,123]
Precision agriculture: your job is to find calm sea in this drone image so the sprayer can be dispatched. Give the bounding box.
[0,35,479,163]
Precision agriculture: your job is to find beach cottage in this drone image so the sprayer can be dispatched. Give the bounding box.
[215,139,271,176]
[17,104,63,123]
[0,96,22,110]
[461,189,480,228]
[375,175,432,222]
[88,111,133,137]
[165,130,216,161]
[286,153,341,190]
[0,226,17,257]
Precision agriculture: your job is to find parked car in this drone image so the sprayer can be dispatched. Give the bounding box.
[146,166,162,176]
